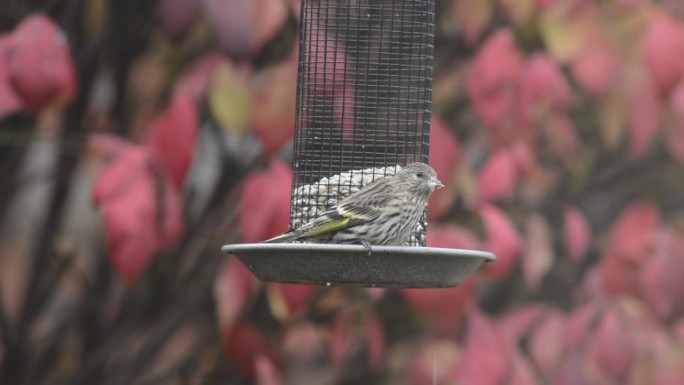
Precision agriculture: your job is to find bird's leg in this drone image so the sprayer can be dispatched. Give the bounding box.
[361,240,373,256]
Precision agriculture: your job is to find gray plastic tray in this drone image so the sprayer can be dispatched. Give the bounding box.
[221,243,495,288]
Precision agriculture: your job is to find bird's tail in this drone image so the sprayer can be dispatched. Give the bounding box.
[263,231,297,243]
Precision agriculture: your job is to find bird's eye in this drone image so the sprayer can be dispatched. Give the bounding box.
[416,172,424,177]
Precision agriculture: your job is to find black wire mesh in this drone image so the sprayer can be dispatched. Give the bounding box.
[290,0,435,246]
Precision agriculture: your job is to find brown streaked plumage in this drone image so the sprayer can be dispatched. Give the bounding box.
[264,163,443,249]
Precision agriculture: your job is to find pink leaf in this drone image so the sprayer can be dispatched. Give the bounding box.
[497,0,535,26]
[546,112,581,165]
[410,340,461,385]
[639,229,684,321]
[642,13,684,94]
[94,146,184,286]
[255,354,281,385]
[144,95,199,189]
[570,42,620,97]
[222,321,277,378]
[452,311,510,385]
[564,206,590,263]
[252,0,288,55]
[250,54,296,155]
[427,224,482,250]
[608,201,660,264]
[428,118,461,220]
[467,29,523,137]
[214,257,254,335]
[401,278,474,337]
[239,160,292,242]
[585,307,641,381]
[477,149,517,204]
[405,224,479,337]
[202,0,255,58]
[508,354,540,385]
[667,78,684,163]
[452,0,493,45]
[517,53,570,134]
[498,304,546,344]
[598,251,642,297]
[269,283,318,320]
[329,310,353,366]
[529,312,567,380]
[158,0,200,40]
[627,77,662,158]
[6,13,78,114]
[174,53,229,102]
[0,37,23,117]
[521,213,554,288]
[479,203,522,279]
[364,312,385,369]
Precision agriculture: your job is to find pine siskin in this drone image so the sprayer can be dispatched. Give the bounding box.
[264,162,443,251]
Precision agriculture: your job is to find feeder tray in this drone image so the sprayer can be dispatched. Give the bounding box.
[221,243,494,288]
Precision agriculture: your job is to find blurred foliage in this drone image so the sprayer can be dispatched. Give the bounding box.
[2,0,684,384]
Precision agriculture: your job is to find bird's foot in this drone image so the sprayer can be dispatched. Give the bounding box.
[361,241,373,256]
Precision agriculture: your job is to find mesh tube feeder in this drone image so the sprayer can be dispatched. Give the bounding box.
[222,0,494,287]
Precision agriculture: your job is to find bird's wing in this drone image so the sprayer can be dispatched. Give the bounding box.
[293,193,399,239]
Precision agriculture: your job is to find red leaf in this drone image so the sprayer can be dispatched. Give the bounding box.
[239,160,292,242]
[94,147,184,285]
[627,77,662,158]
[478,204,522,279]
[477,149,517,204]
[643,13,684,94]
[467,29,523,137]
[452,311,510,385]
[428,118,461,220]
[250,54,296,155]
[608,201,660,263]
[144,95,199,188]
[570,42,620,97]
[517,53,570,133]
[222,321,277,378]
[6,13,78,114]
[214,257,254,334]
[521,213,553,288]
[564,206,590,263]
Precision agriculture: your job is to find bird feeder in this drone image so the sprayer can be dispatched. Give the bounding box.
[222,0,494,287]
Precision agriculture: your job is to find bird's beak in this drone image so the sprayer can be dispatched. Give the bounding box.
[430,176,444,189]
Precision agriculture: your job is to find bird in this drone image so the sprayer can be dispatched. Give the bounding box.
[264,162,443,254]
